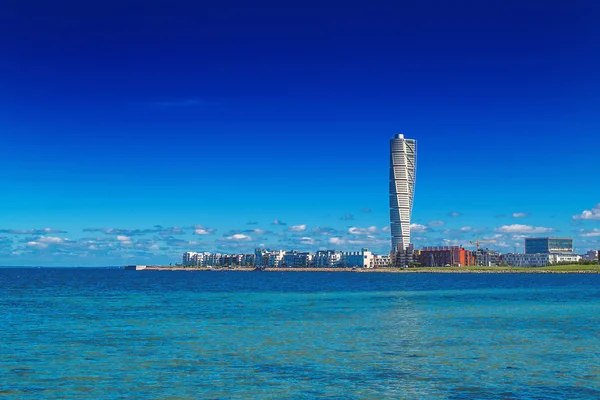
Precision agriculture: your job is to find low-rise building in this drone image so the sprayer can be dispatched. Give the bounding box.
[267,250,285,267]
[282,250,313,267]
[183,251,211,267]
[313,250,342,267]
[254,248,285,267]
[340,248,374,268]
[503,253,550,267]
[549,253,581,264]
[206,253,223,266]
[473,249,501,266]
[419,246,475,267]
[182,252,194,266]
[373,254,391,268]
[583,250,599,261]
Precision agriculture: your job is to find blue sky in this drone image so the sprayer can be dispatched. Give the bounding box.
[1,0,599,266]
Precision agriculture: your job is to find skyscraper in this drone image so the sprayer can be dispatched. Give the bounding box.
[389,134,417,266]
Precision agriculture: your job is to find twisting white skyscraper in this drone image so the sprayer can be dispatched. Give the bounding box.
[389,134,417,259]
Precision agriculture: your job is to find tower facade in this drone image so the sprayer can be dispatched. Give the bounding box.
[389,134,417,265]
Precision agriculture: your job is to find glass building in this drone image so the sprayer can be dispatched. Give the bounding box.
[525,237,573,254]
[389,134,417,254]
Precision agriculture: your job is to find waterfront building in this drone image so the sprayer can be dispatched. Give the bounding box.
[241,254,256,266]
[502,252,580,267]
[182,252,197,266]
[503,253,550,267]
[389,133,417,267]
[473,248,501,266]
[267,250,285,267]
[254,248,285,267]
[193,252,211,266]
[254,248,270,267]
[182,251,210,266]
[206,253,223,267]
[373,254,392,268]
[340,248,374,268]
[313,250,341,267]
[582,250,599,261]
[525,237,573,254]
[549,253,581,264]
[419,246,475,267]
[221,254,253,266]
[282,251,313,267]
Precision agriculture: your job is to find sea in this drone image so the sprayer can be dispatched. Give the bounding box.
[1,268,599,399]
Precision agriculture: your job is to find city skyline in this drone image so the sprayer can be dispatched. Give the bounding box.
[1,1,599,266]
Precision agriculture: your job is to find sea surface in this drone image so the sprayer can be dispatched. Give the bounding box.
[1,268,599,399]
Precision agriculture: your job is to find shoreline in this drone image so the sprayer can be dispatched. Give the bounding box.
[134,266,599,274]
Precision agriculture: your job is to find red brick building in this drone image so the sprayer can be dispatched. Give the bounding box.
[419,246,475,267]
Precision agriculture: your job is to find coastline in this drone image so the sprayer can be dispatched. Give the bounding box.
[134,266,599,274]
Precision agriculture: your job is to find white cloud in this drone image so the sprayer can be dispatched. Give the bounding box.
[448,212,461,217]
[442,238,464,246]
[494,224,555,234]
[193,225,215,235]
[410,223,428,233]
[328,237,345,245]
[0,228,66,235]
[251,229,267,235]
[381,226,390,232]
[38,236,64,244]
[288,224,307,232]
[580,229,600,237]
[348,226,378,235]
[26,241,48,249]
[428,220,445,227]
[512,212,529,218]
[26,236,66,249]
[573,203,600,220]
[272,219,287,225]
[225,234,252,241]
[460,226,473,232]
[300,237,316,245]
[117,235,133,245]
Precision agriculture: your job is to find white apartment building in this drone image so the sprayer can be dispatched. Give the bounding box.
[193,252,211,266]
[549,253,581,264]
[373,254,391,268]
[503,253,550,267]
[254,248,285,267]
[340,248,374,268]
[182,252,197,266]
[504,253,581,267]
[268,250,285,267]
[314,250,342,267]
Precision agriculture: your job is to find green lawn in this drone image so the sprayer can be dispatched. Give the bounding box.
[407,264,599,272]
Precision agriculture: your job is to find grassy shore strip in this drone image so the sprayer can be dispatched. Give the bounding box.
[140,265,599,273]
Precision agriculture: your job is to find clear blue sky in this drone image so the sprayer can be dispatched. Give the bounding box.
[1,0,599,266]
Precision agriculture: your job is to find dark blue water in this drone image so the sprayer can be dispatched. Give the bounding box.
[1,269,599,399]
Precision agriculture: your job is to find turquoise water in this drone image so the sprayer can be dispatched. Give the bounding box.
[1,269,599,399]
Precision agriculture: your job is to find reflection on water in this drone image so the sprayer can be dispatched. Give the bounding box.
[1,269,599,399]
